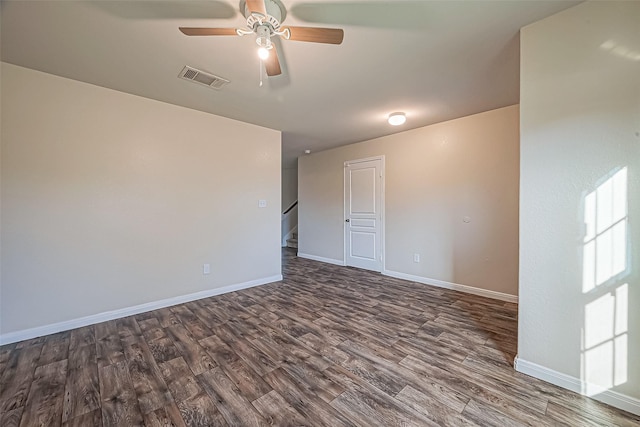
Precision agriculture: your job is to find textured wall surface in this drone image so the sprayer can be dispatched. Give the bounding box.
[1,63,281,335]
[299,105,520,296]
[519,1,639,408]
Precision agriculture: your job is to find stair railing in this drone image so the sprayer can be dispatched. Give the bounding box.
[281,200,298,247]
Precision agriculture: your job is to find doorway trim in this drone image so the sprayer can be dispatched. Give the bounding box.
[343,155,385,272]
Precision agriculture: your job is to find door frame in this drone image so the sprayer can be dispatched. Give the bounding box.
[343,155,386,272]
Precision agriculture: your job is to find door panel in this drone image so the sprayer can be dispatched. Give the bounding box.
[351,218,375,228]
[350,232,376,259]
[345,157,383,272]
[350,168,376,213]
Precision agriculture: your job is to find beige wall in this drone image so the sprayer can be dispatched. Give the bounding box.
[518,1,639,412]
[0,63,281,338]
[299,105,519,297]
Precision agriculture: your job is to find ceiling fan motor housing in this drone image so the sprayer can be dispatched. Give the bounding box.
[242,0,287,30]
[255,25,273,48]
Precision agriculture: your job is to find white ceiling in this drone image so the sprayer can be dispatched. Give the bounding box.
[1,0,580,167]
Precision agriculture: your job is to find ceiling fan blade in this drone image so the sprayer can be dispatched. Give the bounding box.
[265,46,282,76]
[246,0,267,16]
[283,26,344,44]
[179,27,238,36]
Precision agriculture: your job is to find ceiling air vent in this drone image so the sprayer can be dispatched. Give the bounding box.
[178,66,229,90]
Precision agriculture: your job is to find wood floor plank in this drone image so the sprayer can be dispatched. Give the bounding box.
[394,334,468,364]
[280,359,345,404]
[425,351,549,415]
[156,307,182,329]
[0,343,43,413]
[186,300,227,328]
[147,337,182,364]
[331,388,437,427]
[137,317,168,342]
[251,390,309,427]
[213,324,279,376]
[297,332,350,365]
[159,357,203,403]
[399,355,551,426]
[396,379,470,414]
[225,316,264,340]
[0,342,16,362]
[0,407,23,427]
[324,364,441,427]
[117,317,144,347]
[122,340,172,414]
[170,305,213,341]
[221,358,272,402]
[192,299,230,325]
[395,385,477,427]
[15,336,47,349]
[342,354,407,397]
[69,326,95,350]
[95,320,125,369]
[19,360,67,427]
[99,360,144,427]
[3,248,636,427]
[199,334,240,367]
[177,392,228,427]
[62,408,102,427]
[262,367,357,427]
[545,400,638,427]
[166,324,216,376]
[143,402,186,427]
[338,340,424,397]
[462,398,531,427]
[252,322,331,373]
[200,333,273,401]
[159,357,227,425]
[38,332,70,366]
[62,344,100,422]
[198,367,268,427]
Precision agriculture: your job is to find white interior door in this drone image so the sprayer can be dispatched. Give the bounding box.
[345,157,383,272]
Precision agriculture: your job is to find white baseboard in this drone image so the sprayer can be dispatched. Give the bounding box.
[515,356,640,416]
[297,252,345,266]
[0,274,283,346]
[383,269,518,303]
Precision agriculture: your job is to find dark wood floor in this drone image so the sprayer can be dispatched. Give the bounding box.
[1,249,639,426]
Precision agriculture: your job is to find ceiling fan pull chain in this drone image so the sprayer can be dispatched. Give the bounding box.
[259,58,264,87]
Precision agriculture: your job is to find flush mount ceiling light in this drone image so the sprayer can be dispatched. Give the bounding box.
[388,112,406,126]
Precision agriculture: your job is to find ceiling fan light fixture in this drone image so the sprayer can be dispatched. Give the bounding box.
[388,112,406,126]
[258,46,270,60]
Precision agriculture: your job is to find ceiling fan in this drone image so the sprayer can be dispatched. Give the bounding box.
[179,0,344,77]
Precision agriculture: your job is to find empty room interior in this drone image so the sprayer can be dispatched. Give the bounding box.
[1,0,639,426]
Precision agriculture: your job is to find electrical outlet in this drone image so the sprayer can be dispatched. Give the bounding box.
[203,263,211,275]
[258,199,267,208]
[413,253,420,263]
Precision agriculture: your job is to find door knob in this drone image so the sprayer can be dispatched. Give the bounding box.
[345,219,350,222]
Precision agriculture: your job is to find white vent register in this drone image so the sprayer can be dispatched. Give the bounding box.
[179,66,229,90]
